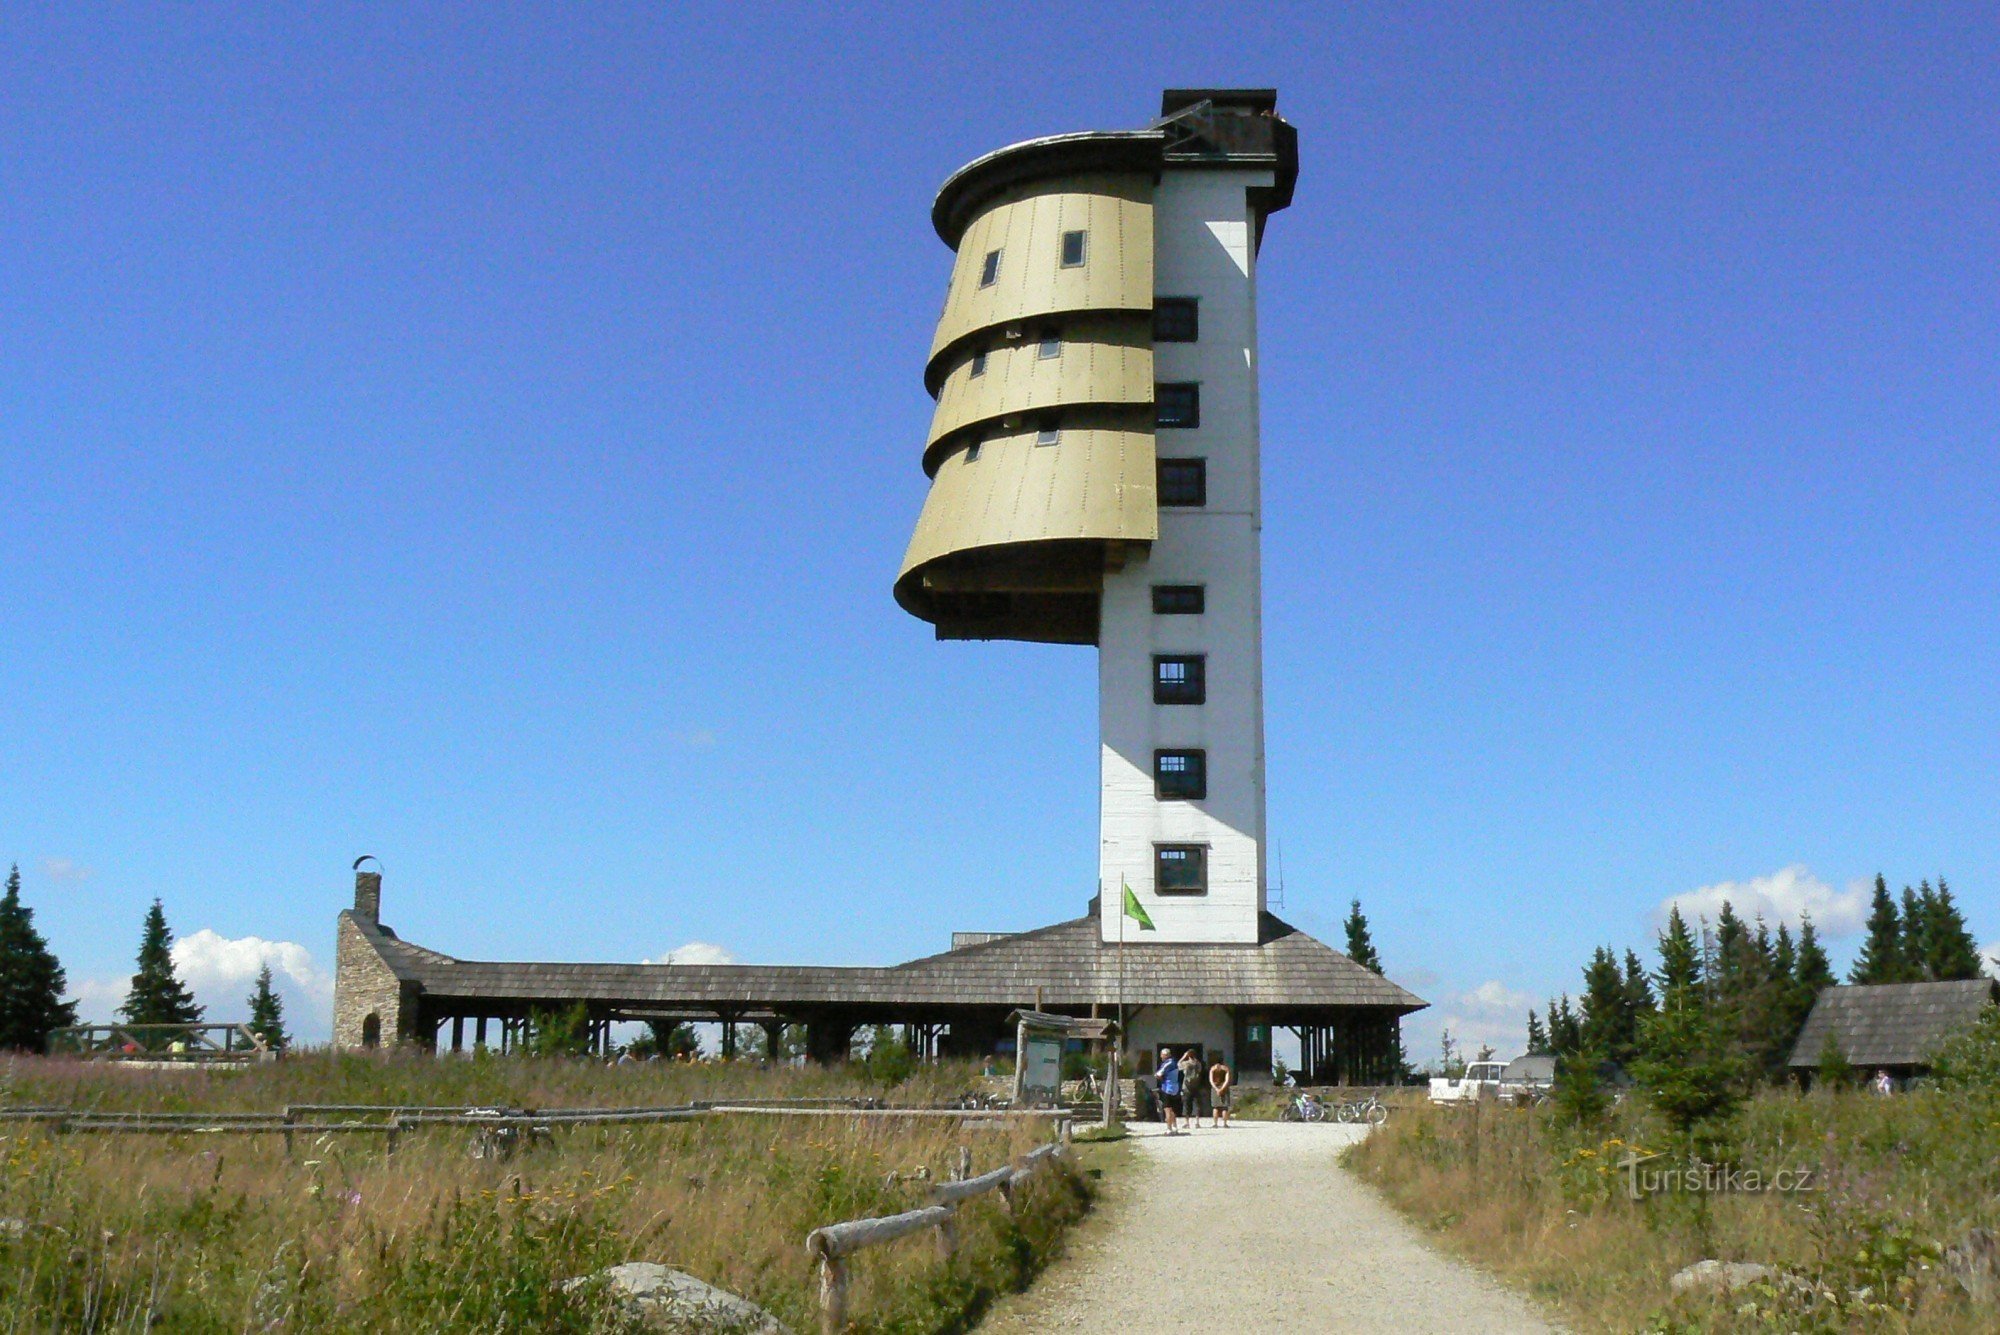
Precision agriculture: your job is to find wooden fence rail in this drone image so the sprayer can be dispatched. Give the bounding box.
[802,1138,1070,1334]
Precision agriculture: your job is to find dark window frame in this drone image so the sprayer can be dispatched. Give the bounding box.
[1154,749,1207,801]
[1153,654,1206,705]
[979,248,1002,288]
[1061,229,1087,268]
[1154,843,1209,895]
[1156,382,1200,428]
[1152,585,1206,615]
[1157,458,1207,507]
[1037,330,1061,360]
[1154,297,1199,342]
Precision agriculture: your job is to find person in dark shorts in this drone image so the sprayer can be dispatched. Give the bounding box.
[1154,1049,1184,1134]
[1177,1049,1203,1124]
[1208,1058,1232,1127]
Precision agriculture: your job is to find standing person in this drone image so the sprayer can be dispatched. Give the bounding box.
[1154,1048,1184,1134]
[1209,1057,1233,1128]
[1177,1050,1203,1127]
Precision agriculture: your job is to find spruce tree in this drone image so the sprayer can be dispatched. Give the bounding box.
[246,964,288,1050]
[1525,1009,1549,1055]
[1580,947,1638,1066]
[1342,899,1383,973]
[0,864,78,1052]
[119,900,203,1029]
[1899,883,1928,980]
[1656,906,1703,998]
[1918,877,1984,980]
[1796,914,1836,994]
[1621,949,1657,1020]
[1549,994,1583,1056]
[1850,875,1903,984]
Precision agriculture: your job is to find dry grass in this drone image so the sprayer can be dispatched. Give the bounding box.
[1345,1090,2000,1333]
[0,1051,1092,1332]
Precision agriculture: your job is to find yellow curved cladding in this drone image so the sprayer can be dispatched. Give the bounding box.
[928,174,1154,372]
[926,314,1152,466]
[899,426,1159,581]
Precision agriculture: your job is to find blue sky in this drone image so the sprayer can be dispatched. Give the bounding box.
[3,5,1995,1053]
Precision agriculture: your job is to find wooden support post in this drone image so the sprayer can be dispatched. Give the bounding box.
[955,1145,972,1183]
[476,1014,488,1049]
[816,1255,847,1335]
[451,1016,464,1053]
[935,1212,956,1259]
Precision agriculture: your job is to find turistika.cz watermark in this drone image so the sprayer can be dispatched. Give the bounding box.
[1617,1151,1818,1200]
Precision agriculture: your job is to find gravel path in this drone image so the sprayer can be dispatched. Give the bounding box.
[977,1120,1558,1334]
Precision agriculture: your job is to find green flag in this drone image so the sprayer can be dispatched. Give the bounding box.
[1122,881,1156,931]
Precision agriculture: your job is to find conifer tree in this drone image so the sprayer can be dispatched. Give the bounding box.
[1850,875,1903,984]
[0,864,78,1052]
[1549,994,1583,1056]
[1899,883,1928,979]
[1656,906,1703,999]
[246,964,288,1050]
[119,900,203,1028]
[1621,949,1657,1020]
[1580,947,1639,1066]
[1916,877,1984,980]
[1525,1009,1549,1055]
[1342,899,1383,973]
[1796,914,1836,995]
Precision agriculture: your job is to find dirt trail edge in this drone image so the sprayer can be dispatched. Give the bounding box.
[978,1120,1559,1334]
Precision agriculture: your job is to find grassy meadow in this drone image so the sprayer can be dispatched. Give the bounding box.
[0,1051,1093,1333]
[1346,1088,1999,1333]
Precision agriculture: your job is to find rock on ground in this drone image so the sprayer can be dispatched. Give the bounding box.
[565,1262,791,1334]
[975,1121,1558,1334]
[1668,1259,1776,1295]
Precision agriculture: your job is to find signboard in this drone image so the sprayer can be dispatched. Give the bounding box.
[1019,1031,1064,1107]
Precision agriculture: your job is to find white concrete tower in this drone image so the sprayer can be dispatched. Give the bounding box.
[896,90,1297,946]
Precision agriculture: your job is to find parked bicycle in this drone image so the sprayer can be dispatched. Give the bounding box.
[1277,1092,1328,1122]
[1333,1094,1389,1125]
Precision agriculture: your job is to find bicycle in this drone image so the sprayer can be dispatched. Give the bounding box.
[1277,1092,1328,1122]
[1333,1094,1389,1125]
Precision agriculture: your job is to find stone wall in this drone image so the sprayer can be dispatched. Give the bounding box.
[331,911,414,1049]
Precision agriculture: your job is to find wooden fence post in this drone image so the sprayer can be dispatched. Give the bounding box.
[816,1254,847,1335]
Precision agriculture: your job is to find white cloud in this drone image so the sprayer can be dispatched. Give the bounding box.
[1656,865,1869,937]
[1402,978,1538,1072]
[41,857,94,883]
[66,933,335,1041]
[65,976,129,1024]
[1983,942,1999,974]
[650,941,739,966]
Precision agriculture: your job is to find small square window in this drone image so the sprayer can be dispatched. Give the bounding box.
[969,350,987,378]
[979,249,1001,287]
[1061,230,1087,267]
[964,438,982,463]
[1155,844,1208,894]
[1156,382,1200,428]
[1035,423,1060,446]
[1154,298,1199,342]
[1038,333,1061,359]
[1152,585,1205,615]
[1153,655,1206,705]
[1154,749,1207,800]
[1157,458,1207,507]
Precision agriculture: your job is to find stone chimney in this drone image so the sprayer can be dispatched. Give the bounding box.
[354,864,381,925]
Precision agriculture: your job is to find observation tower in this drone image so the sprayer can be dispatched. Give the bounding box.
[897,90,1298,946]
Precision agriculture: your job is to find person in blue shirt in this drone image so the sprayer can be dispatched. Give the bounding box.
[1154,1048,1185,1135]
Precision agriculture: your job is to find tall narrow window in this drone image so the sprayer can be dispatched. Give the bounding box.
[969,350,987,378]
[979,249,1002,287]
[1157,459,1207,507]
[1155,844,1208,894]
[1154,749,1207,800]
[1156,383,1200,428]
[1061,229,1087,267]
[1037,331,1061,360]
[1154,298,1199,342]
[1152,585,1205,615]
[1153,655,1206,705]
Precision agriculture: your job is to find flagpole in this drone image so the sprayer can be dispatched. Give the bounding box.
[1117,878,1126,1123]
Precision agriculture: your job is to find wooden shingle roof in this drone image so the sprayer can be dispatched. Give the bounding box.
[1786,979,1997,1070]
[349,910,1425,1014]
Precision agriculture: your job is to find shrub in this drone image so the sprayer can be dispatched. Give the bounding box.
[1928,1002,2000,1094]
